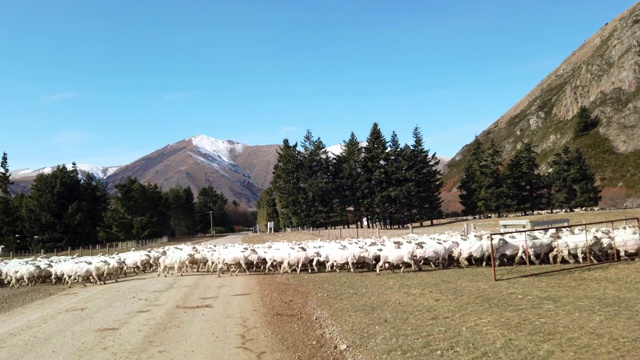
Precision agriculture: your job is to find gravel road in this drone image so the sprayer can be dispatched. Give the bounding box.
[0,234,287,360]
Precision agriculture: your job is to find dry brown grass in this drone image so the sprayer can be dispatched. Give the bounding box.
[245,209,640,359]
[285,262,640,359]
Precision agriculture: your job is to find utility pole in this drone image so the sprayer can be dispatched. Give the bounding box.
[209,210,213,234]
[197,211,214,234]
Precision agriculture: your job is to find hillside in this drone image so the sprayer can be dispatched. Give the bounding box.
[105,135,280,210]
[442,2,640,213]
[9,135,280,210]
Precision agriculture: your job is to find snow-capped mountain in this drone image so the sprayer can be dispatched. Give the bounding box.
[8,134,450,209]
[11,164,121,179]
[103,135,280,209]
[8,135,279,209]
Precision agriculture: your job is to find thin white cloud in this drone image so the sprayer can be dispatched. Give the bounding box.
[279,126,298,135]
[163,91,199,100]
[42,91,80,103]
[52,131,90,144]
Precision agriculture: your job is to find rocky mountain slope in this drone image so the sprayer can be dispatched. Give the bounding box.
[442,2,640,212]
[10,135,280,210]
[11,136,452,211]
[105,135,280,209]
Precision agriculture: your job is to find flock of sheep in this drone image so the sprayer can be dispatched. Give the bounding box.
[1,223,639,289]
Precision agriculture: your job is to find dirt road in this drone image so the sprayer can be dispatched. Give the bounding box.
[0,234,285,360]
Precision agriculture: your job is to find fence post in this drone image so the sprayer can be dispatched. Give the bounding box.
[611,220,618,262]
[10,251,13,259]
[583,223,590,265]
[68,247,71,256]
[524,230,531,276]
[489,239,497,282]
[54,248,57,257]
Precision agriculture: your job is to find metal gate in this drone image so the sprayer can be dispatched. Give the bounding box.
[490,217,639,281]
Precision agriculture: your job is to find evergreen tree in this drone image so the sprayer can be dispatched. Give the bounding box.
[548,146,601,210]
[380,132,411,228]
[8,193,26,251]
[194,186,229,234]
[165,185,196,237]
[359,122,388,228]
[480,139,506,216]
[502,143,546,215]
[299,130,334,228]
[76,172,109,244]
[458,138,485,216]
[21,163,108,250]
[100,177,169,241]
[408,126,443,226]
[256,185,279,232]
[333,132,364,228]
[573,106,600,139]
[271,139,304,229]
[225,200,255,229]
[0,152,17,251]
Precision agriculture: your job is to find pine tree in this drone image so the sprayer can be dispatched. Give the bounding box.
[380,132,410,228]
[548,146,601,210]
[480,139,506,217]
[20,163,108,249]
[194,186,229,234]
[165,185,196,237]
[256,185,279,232]
[408,126,443,226]
[0,152,17,251]
[458,138,485,216]
[225,200,255,229]
[299,130,334,228]
[22,164,79,249]
[100,177,169,241]
[77,172,109,245]
[359,123,388,228]
[333,132,363,228]
[573,106,600,139]
[271,139,304,229]
[502,143,546,215]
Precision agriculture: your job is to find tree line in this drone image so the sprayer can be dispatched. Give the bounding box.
[257,121,601,232]
[0,153,254,253]
[256,123,444,232]
[458,138,601,217]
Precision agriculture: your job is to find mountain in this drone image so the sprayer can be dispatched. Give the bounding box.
[104,135,280,210]
[9,135,280,210]
[10,164,121,195]
[10,134,452,211]
[442,2,640,213]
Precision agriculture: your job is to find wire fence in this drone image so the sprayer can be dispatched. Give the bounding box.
[260,217,506,240]
[270,224,462,240]
[1,236,170,260]
[490,217,639,281]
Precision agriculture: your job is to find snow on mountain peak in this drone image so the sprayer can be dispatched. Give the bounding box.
[190,135,246,163]
[10,164,120,179]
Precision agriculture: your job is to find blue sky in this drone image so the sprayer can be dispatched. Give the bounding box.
[2,1,637,170]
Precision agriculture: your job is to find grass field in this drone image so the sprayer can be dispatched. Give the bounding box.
[281,263,640,359]
[246,209,640,359]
